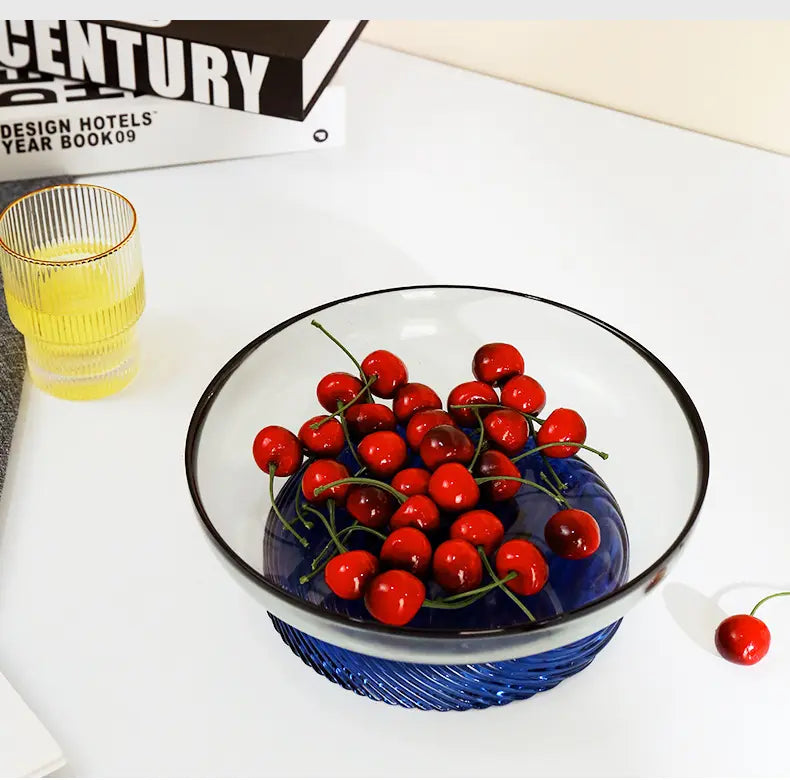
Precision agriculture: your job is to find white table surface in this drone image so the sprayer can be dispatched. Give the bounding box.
[1,42,789,778]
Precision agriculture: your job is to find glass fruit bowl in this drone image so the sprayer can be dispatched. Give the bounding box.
[185,285,708,710]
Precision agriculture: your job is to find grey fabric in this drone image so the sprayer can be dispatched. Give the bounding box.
[0,177,73,496]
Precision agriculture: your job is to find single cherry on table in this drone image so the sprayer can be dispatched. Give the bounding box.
[715,591,789,665]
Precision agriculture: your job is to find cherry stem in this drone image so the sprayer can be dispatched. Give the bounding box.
[310,319,373,402]
[449,402,545,425]
[541,452,567,492]
[540,471,564,500]
[423,571,519,609]
[477,545,536,621]
[310,374,378,429]
[474,475,570,507]
[750,591,790,616]
[468,407,486,472]
[300,522,388,584]
[268,465,308,547]
[294,485,314,529]
[314,476,407,503]
[336,409,365,471]
[511,441,609,464]
[302,501,347,554]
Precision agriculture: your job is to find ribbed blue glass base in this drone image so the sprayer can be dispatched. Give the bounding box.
[270,616,622,711]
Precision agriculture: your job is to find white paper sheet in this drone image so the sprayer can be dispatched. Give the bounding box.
[0,673,65,778]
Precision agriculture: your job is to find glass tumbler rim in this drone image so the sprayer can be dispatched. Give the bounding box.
[0,182,138,267]
[185,283,711,645]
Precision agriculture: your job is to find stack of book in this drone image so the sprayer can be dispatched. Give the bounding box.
[0,20,365,181]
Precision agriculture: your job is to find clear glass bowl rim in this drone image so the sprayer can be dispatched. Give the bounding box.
[185,284,709,642]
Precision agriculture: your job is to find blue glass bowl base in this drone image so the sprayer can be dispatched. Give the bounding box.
[269,615,623,711]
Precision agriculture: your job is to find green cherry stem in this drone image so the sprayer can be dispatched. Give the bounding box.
[468,407,486,472]
[314,477,407,503]
[299,523,388,584]
[310,373,378,429]
[540,471,564,500]
[302,501,347,554]
[478,545,536,621]
[474,475,570,507]
[310,319,374,402]
[541,452,567,492]
[511,441,609,464]
[423,571,519,609]
[449,403,545,425]
[750,591,790,616]
[293,486,314,529]
[337,409,365,471]
[268,464,308,547]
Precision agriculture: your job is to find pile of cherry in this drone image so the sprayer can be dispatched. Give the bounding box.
[252,320,610,627]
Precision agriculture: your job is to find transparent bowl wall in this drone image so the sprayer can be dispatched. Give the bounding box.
[187,286,707,664]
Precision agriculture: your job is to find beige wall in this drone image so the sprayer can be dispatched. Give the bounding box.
[361,20,790,155]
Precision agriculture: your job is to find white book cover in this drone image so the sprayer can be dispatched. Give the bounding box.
[0,67,345,182]
[0,672,65,777]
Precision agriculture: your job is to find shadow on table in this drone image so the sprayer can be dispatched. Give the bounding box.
[662,582,726,657]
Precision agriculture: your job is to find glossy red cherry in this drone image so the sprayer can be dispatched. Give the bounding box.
[380,527,433,578]
[252,425,303,476]
[392,382,442,423]
[501,374,546,415]
[324,550,379,599]
[450,510,504,556]
[715,615,771,665]
[390,495,441,533]
[428,463,480,512]
[472,343,525,386]
[357,431,408,478]
[475,449,521,501]
[405,409,456,450]
[495,539,548,596]
[364,570,426,626]
[483,409,529,454]
[544,509,600,559]
[447,381,499,426]
[432,539,483,594]
[344,403,397,438]
[361,349,408,399]
[391,467,431,497]
[419,425,475,470]
[301,459,350,504]
[345,485,396,528]
[537,408,587,458]
[298,415,345,457]
[316,371,364,413]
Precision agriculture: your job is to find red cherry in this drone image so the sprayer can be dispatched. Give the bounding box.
[301,459,350,504]
[298,415,345,457]
[446,381,499,426]
[390,494,441,533]
[392,382,442,423]
[475,450,521,501]
[345,403,397,438]
[544,509,600,559]
[715,615,771,665]
[252,425,303,476]
[428,463,480,512]
[501,374,546,415]
[536,408,587,458]
[405,409,456,450]
[324,550,379,599]
[419,425,475,470]
[391,467,431,497]
[483,409,529,454]
[357,431,408,478]
[449,510,504,556]
[495,539,548,596]
[316,372,364,413]
[345,486,396,528]
[364,570,426,626]
[432,539,483,594]
[472,343,525,386]
[380,527,433,578]
[361,349,408,399]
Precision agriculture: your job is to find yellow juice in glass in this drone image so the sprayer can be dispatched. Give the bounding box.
[0,186,145,400]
